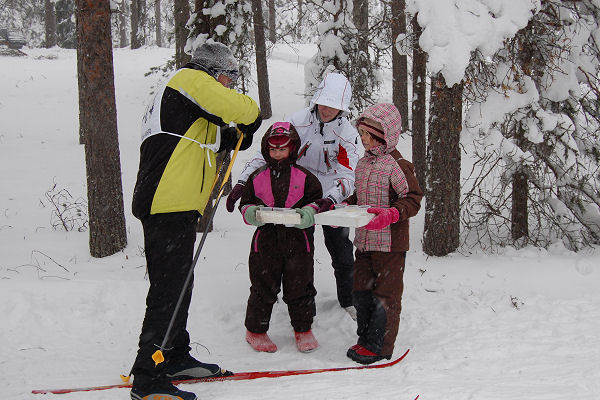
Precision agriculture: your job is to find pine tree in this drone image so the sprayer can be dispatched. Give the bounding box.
[118,0,128,47]
[56,0,76,48]
[130,0,145,49]
[461,1,600,249]
[268,0,276,43]
[411,13,427,184]
[391,0,408,132]
[44,0,57,47]
[174,0,190,67]
[75,0,127,257]
[304,0,378,114]
[187,0,254,92]
[423,74,463,256]
[251,0,273,118]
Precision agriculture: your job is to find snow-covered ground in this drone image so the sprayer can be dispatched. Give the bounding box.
[1,45,599,400]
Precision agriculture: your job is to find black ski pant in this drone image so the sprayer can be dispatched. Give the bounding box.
[322,225,354,308]
[132,211,199,382]
[245,226,317,333]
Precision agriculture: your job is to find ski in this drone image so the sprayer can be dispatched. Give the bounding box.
[32,348,409,395]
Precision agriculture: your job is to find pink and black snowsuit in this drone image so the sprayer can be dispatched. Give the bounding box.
[345,103,423,357]
[239,125,322,334]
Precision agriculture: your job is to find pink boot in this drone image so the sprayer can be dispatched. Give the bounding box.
[246,330,277,353]
[294,330,319,352]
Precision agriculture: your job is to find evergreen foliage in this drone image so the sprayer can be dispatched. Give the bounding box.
[56,0,75,48]
[303,0,380,115]
[7,0,600,252]
[188,0,255,94]
[462,1,600,250]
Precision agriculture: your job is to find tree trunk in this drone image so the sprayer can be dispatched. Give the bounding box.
[297,0,303,41]
[139,0,147,45]
[511,122,529,241]
[130,0,138,48]
[130,0,146,49]
[423,73,462,256]
[268,0,276,43]
[192,0,210,35]
[192,0,224,40]
[353,0,368,59]
[75,0,127,257]
[251,0,272,118]
[174,0,191,67]
[391,0,408,132]
[411,13,426,183]
[119,0,129,47]
[155,0,162,47]
[77,0,87,145]
[45,0,58,48]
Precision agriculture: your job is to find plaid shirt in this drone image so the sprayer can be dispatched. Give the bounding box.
[354,146,408,252]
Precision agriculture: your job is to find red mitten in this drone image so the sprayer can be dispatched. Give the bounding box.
[364,207,400,231]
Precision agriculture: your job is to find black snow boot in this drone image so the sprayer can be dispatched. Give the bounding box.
[346,344,391,365]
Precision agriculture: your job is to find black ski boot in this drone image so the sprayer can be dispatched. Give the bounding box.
[166,354,233,381]
[131,375,196,400]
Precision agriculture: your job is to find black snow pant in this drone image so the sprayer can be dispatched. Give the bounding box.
[353,250,406,357]
[322,225,354,308]
[245,225,317,333]
[132,211,199,382]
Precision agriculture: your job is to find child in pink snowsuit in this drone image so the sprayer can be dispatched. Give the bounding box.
[238,122,323,353]
[343,103,423,364]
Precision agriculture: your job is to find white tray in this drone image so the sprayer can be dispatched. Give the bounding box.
[256,207,301,225]
[314,205,374,228]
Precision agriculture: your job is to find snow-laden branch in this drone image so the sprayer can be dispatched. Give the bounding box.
[407,0,541,86]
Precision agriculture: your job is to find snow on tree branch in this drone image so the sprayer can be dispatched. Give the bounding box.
[406,0,541,86]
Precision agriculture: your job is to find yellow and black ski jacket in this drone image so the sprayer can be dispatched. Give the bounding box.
[132,66,260,219]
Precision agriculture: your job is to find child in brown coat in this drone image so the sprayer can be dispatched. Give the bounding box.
[343,104,423,364]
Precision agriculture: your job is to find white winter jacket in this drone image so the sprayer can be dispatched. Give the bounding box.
[237,73,362,203]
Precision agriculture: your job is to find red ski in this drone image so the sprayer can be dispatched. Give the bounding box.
[32,349,409,395]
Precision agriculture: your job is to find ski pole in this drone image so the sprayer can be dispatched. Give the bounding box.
[151,129,245,367]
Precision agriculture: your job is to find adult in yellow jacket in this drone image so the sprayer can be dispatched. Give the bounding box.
[130,43,261,400]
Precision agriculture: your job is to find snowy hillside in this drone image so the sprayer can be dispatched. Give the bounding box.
[1,45,599,400]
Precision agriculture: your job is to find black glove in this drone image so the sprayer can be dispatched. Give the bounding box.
[218,126,239,153]
[239,131,254,151]
[226,182,245,213]
[237,114,262,151]
[315,198,334,213]
[238,113,262,135]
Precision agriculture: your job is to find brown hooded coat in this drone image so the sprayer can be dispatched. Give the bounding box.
[345,103,423,357]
